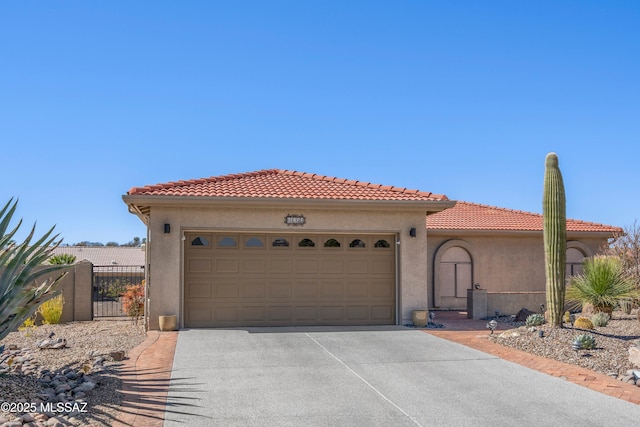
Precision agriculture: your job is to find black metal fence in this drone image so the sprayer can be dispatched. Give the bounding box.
[93,265,145,317]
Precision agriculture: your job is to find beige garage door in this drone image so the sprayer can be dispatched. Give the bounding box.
[184,232,396,327]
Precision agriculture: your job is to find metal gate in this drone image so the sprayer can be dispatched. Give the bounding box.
[92,265,145,317]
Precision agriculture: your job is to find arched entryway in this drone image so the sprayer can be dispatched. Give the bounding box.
[433,239,478,309]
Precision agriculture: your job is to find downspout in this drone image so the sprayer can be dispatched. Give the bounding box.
[395,233,400,325]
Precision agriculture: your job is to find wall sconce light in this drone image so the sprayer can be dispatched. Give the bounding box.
[164,223,171,234]
[409,227,417,237]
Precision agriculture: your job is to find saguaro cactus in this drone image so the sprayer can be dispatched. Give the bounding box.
[543,152,567,327]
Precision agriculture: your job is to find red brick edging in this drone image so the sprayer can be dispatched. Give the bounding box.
[112,330,179,427]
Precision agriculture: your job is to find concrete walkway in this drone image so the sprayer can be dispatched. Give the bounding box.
[111,313,640,426]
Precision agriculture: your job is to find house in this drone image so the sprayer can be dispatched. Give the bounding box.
[122,169,619,330]
[426,201,620,316]
[49,246,146,267]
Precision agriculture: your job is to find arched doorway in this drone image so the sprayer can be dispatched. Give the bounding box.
[433,240,477,309]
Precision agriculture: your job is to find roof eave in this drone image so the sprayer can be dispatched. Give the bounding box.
[122,194,455,213]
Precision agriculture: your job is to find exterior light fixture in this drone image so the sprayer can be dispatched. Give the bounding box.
[409,227,416,237]
[164,223,171,234]
[486,319,498,334]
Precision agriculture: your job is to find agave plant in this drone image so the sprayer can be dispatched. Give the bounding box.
[565,256,640,315]
[0,199,68,342]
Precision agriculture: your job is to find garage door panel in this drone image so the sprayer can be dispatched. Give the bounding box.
[346,306,368,320]
[370,281,394,298]
[187,280,212,298]
[185,233,395,327]
[188,258,212,273]
[269,259,292,274]
[215,258,239,273]
[346,260,368,274]
[371,259,394,274]
[268,282,292,298]
[346,282,368,298]
[371,306,394,321]
[187,305,212,323]
[268,307,293,321]
[320,259,344,274]
[214,306,239,322]
[241,306,266,321]
[241,281,265,298]
[320,306,343,320]
[295,306,318,321]
[320,282,343,298]
[242,258,266,273]
[295,259,318,274]
[294,282,318,298]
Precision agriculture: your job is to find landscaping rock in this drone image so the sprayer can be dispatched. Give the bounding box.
[629,346,640,368]
[514,308,536,322]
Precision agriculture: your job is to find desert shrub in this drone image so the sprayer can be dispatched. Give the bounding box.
[18,315,37,335]
[573,316,594,330]
[0,198,67,342]
[122,283,144,325]
[566,256,640,315]
[48,253,76,265]
[591,312,610,327]
[38,294,65,324]
[573,333,597,350]
[525,313,545,326]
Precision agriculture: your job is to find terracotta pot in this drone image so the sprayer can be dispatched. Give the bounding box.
[159,315,177,331]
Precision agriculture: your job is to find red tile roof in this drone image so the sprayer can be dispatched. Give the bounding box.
[128,169,449,202]
[427,201,621,233]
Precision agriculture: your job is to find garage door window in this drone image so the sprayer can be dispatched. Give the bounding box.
[349,239,366,248]
[374,239,391,248]
[191,236,210,246]
[245,237,264,248]
[218,237,237,248]
[272,238,290,247]
[324,238,341,248]
[299,238,315,247]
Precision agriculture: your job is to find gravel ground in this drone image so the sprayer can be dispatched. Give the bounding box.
[490,310,640,379]
[0,319,146,426]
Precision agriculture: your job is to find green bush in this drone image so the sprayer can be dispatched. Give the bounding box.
[591,312,609,327]
[566,256,640,315]
[525,313,545,326]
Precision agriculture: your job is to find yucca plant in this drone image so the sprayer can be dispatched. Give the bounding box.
[565,256,640,315]
[0,198,68,342]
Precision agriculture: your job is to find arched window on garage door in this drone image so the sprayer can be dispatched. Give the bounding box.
[440,246,473,298]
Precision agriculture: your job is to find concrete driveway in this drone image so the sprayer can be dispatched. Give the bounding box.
[164,326,640,426]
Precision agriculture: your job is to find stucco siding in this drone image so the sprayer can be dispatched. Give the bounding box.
[428,232,607,315]
[146,205,428,329]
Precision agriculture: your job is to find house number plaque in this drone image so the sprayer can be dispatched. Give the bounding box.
[284,214,306,226]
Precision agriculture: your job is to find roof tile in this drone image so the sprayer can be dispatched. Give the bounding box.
[128,169,448,202]
[427,201,621,233]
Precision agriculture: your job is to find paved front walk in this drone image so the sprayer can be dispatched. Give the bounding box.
[163,327,640,426]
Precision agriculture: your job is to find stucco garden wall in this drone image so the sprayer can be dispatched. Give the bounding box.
[427,232,606,315]
[146,204,430,329]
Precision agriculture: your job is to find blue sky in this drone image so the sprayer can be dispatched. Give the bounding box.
[2,1,639,245]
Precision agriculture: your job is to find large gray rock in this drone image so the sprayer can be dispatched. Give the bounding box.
[514,308,536,322]
[629,346,640,368]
